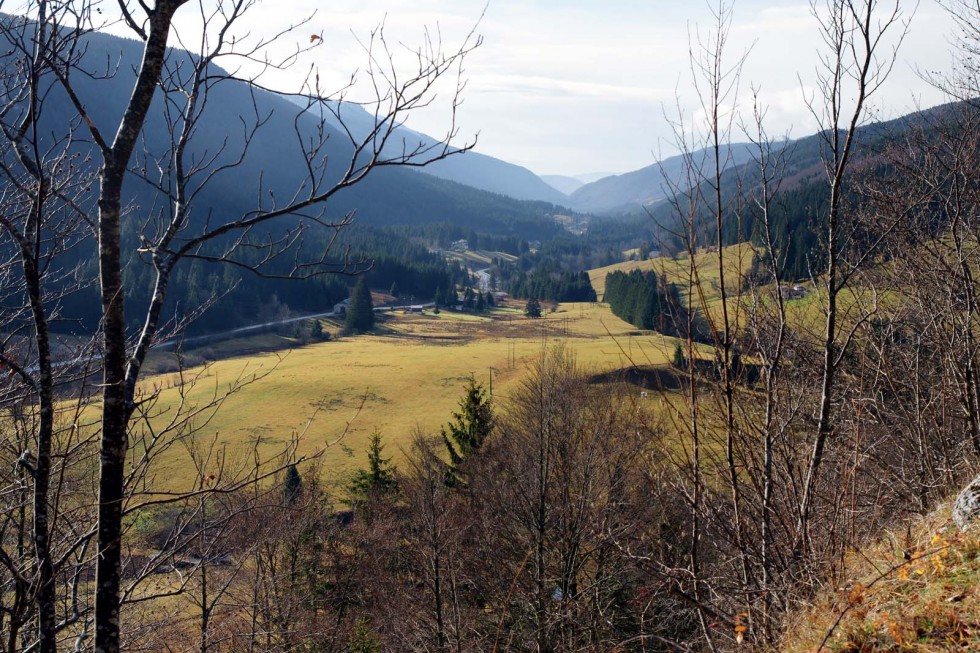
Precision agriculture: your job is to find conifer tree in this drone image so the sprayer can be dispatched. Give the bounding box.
[346,618,381,653]
[346,277,375,333]
[442,378,494,486]
[309,319,324,341]
[349,432,397,499]
[673,342,686,369]
[284,464,302,504]
[525,297,542,318]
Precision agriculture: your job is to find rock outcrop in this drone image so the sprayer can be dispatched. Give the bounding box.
[952,473,980,530]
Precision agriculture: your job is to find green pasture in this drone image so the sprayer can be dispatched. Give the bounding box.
[130,302,679,492]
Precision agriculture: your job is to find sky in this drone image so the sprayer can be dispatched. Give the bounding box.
[162,1,958,178]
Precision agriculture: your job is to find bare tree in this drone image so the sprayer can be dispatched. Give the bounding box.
[797,0,909,548]
[0,1,480,651]
[0,4,104,650]
[470,346,648,652]
[398,432,471,652]
[638,2,914,648]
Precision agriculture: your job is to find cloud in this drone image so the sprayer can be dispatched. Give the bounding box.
[473,73,674,102]
[103,1,961,175]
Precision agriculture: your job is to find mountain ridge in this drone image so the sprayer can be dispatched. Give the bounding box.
[289,97,571,205]
[569,143,761,215]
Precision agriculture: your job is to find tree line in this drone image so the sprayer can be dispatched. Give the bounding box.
[604,269,689,335]
[47,224,469,336]
[505,269,597,303]
[7,1,980,652]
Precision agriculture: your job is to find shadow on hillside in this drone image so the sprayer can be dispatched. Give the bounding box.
[588,361,763,392]
[588,366,684,391]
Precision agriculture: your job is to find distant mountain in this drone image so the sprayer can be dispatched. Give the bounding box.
[18,28,570,238]
[297,99,570,205]
[570,145,760,215]
[641,100,968,280]
[577,171,618,184]
[578,103,957,221]
[4,23,567,332]
[421,152,569,204]
[541,175,585,195]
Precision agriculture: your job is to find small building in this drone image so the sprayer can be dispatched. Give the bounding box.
[450,239,469,253]
[779,285,807,300]
[333,298,351,315]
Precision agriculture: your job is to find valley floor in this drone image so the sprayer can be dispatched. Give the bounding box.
[137,301,682,490]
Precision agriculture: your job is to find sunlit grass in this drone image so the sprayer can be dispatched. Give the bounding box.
[589,243,759,303]
[128,302,679,492]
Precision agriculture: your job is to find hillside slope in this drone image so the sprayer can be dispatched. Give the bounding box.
[784,502,980,652]
[300,99,570,204]
[634,101,973,280]
[570,143,760,214]
[40,30,567,234]
[4,24,566,331]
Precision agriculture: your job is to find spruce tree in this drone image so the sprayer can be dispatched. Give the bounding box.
[284,464,302,504]
[442,378,493,486]
[347,619,381,653]
[673,342,685,369]
[309,319,324,341]
[525,297,542,318]
[349,432,397,499]
[346,277,375,333]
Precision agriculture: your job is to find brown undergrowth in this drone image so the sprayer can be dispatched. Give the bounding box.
[783,501,980,652]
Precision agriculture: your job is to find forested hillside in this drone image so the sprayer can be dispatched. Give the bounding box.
[570,142,759,214]
[1,25,567,335]
[295,98,571,204]
[7,2,980,653]
[626,101,969,281]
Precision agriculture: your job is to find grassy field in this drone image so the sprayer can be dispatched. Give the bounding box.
[587,245,892,350]
[444,249,517,267]
[589,243,759,303]
[128,239,850,494]
[133,302,680,492]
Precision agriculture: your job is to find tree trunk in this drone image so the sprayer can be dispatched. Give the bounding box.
[95,6,182,651]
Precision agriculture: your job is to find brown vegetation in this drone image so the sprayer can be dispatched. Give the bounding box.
[6,1,980,652]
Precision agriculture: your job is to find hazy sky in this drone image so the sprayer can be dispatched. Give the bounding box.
[168,1,958,178]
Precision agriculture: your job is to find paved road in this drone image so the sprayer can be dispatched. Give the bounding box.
[157,302,435,351]
[475,268,491,292]
[156,309,340,350]
[16,301,439,375]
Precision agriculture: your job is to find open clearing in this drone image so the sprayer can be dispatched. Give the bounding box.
[135,302,680,491]
[589,242,759,302]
